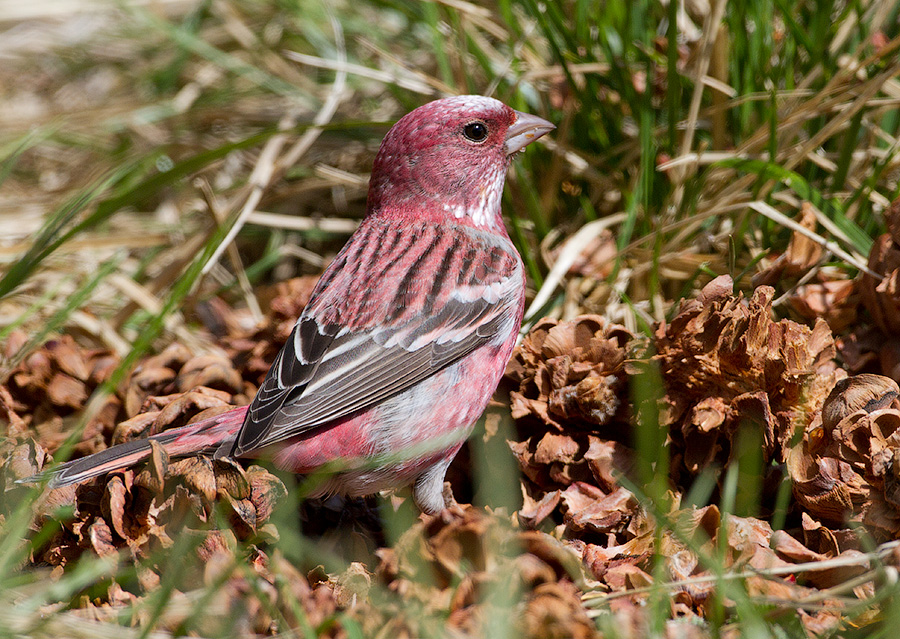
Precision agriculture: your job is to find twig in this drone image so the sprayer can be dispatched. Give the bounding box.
[748,201,878,277]
[485,19,537,97]
[245,211,359,234]
[282,50,432,95]
[196,178,262,321]
[201,10,348,276]
[670,0,729,204]
[583,540,900,606]
[106,274,205,352]
[523,213,627,327]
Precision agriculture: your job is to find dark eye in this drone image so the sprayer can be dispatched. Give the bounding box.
[463,121,489,142]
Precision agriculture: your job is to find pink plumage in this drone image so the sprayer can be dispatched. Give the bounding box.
[30,95,554,513]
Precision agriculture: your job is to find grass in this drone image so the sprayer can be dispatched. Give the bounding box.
[3,0,900,636]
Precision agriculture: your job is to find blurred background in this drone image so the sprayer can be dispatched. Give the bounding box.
[2,0,897,352]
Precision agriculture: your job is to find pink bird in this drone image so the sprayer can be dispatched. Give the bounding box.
[30,96,554,514]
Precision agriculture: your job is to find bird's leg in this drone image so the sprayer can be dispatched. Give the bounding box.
[412,456,455,514]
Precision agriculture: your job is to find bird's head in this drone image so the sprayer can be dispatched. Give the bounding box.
[367,95,554,232]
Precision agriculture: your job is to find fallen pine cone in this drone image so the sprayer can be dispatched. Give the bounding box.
[860,198,900,336]
[655,274,841,476]
[789,373,900,538]
[507,315,633,430]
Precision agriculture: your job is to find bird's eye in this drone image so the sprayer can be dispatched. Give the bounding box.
[462,121,489,143]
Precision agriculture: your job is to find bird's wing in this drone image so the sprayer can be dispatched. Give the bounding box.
[230,219,523,456]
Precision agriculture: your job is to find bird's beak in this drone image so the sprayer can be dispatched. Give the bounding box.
[505,110,555,155]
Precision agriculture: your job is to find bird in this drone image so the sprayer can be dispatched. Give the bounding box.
[25,95,554,514]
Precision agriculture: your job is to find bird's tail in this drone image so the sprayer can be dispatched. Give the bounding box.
[19,405,249,489]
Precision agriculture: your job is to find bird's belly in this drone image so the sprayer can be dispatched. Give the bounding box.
[259,342,511,497]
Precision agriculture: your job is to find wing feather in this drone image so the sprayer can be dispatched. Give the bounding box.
[230,219,523,456]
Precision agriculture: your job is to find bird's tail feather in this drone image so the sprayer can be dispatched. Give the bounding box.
[19,405,249,489]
